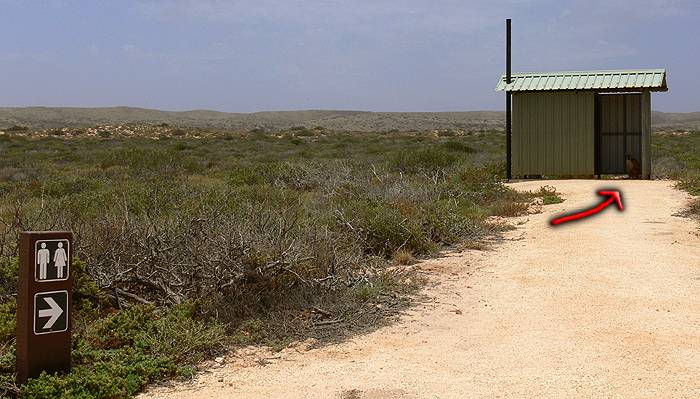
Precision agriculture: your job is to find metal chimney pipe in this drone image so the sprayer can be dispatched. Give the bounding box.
[505,18,512,180]
[506,18,512,83]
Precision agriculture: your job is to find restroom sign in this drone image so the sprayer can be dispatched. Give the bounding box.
[34,291,68,334]
[16,231,73,384]
[35,239,70,282]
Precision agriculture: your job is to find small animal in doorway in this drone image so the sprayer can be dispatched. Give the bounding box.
[626,155,641,179]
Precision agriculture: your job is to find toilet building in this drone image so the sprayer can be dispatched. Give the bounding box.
[495,69,667,179]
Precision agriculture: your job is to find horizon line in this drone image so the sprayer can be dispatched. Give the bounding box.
[0,105,695,114]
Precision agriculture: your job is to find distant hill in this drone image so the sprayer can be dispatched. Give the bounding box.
[0,106,697,132]
[0,107,501,132]
[651,111,700,130]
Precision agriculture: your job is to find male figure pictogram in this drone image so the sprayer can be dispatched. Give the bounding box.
[37,242,50,280]
[54,242,67,279]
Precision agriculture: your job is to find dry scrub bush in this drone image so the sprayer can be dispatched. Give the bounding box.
[0,132,540,332]
[392,249,415,265]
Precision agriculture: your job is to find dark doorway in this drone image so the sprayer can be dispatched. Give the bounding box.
[595,93,642,175]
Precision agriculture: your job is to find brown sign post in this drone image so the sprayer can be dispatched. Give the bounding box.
[16,231,73,384]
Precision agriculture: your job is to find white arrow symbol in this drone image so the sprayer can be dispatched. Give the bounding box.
[38,297,64,329]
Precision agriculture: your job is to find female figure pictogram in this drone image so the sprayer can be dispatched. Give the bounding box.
[54,242,68,279]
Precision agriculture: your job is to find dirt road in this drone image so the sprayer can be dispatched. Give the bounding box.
[141,180,700,398]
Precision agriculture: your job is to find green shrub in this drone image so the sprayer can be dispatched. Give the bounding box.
[171,142,194,151]
[11,303,225,398]
[422,198,485,243]
[86,305,156,349]
[0,257,18,299]
[230,319,267,346]
[441,140,476,153]
[352,283,382,302]
[392,249,415,265]
[227,163,287,186]
[138,303,226,364]
[390,148,458,173]
[0,342,14,372]
[678,175,700,195]
[289,126,315,137]
[529,185,564,205]
[43,176,105,198]
[21,347,177,399]
[344,200,432,256]
[0,300,16,343]
[0,343,17,396]
[457,162,505,187]
[653,132,700,196]
[72,259,102,302]
[97,148,188,177]
[542,195,564,205]
[488,200,530,217]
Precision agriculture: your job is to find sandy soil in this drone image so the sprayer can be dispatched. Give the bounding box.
[140,180,700,399]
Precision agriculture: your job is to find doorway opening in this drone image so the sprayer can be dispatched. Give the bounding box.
[595,93,642,175]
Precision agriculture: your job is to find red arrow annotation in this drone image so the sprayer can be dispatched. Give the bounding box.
[550,190,624,226]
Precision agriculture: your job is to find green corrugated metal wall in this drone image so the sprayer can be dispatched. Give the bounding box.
[512,91,595,176]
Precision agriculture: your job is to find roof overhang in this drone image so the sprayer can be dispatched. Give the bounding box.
[495,69,667,92]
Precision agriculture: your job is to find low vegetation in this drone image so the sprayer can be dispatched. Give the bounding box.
[0,124,695,397]
[530,186,565,205]
[0,126,560,397]
[653,130,700,217]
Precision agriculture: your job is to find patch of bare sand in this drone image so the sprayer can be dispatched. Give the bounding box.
[140,180,700,399]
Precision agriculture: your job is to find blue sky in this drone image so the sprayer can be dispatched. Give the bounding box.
[0,0,697,112]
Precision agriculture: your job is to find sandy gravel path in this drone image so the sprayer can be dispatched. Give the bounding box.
[140,180,700,399]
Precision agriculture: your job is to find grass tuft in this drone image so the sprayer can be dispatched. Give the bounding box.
[392,249,416,265]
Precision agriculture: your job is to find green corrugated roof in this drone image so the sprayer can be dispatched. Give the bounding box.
[495,69,667,92]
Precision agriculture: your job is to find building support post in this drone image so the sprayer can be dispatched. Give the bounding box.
[506,92,512,179]
[641,90,651,179]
